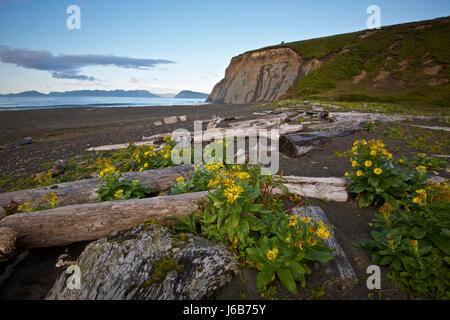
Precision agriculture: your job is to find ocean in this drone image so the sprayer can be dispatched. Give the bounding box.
[0,96,208,111]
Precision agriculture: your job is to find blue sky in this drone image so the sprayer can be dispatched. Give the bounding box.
[0,0,449,95]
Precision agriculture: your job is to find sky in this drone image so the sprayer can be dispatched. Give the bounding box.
[0,0,449,95]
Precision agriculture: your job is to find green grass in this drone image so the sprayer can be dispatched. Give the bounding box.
[258,17,450,108]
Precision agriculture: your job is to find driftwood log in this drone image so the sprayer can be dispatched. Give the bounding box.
[0,227,17,261]
[0,164,194,209]
[275,176,348,202]
[0,191,208,248]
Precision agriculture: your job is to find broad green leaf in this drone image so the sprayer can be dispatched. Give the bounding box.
[277,269,298,294]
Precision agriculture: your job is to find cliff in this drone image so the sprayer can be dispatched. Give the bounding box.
[208,17,450,108]
[208,48,320,104]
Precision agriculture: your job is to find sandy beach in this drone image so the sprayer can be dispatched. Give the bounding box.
[0,103,259,177]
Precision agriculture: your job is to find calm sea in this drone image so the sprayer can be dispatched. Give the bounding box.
[0,96,208,111]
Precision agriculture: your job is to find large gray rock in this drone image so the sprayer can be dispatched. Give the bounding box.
[208,48,321,104]
[46,224,238,300]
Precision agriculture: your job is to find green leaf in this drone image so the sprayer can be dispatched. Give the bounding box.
[430,234,450,256]
[247,217,266,231]
[277,269,298,294]
[237,219,249,243]
[256,264,275,290]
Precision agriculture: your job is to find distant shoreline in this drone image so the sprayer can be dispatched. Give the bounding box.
[0,96,209,111]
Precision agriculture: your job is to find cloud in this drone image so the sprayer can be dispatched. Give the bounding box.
[0,45,175,81]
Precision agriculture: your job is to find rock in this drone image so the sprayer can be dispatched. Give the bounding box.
[154,121,162,126]
[207,48,321,104]
[0,207,6,220]
[46,224,238,300]
[50,159,67,176]
[292,206,358,290]
[179,115,187,122]
[207,115,223,129]
[164,116,178,125]
[0,227,17,261]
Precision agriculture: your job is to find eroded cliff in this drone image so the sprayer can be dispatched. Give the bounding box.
[208,48,320,104]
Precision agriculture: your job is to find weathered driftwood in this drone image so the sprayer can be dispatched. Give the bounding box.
[0,191,208,248]
[0,227,17,261]
[86,140,156,152]
[0,164,195,209]
[292,206,358,290]
[410,124,450,132]
[1,137,32,150]
[274,176,348,202]
[46,224,238,300]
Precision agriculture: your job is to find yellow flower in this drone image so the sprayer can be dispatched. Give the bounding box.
[285,237,291,243]
[317,227,331,240]
[417,153,426,157]
[308,238,317,247]
[370,150,377,156]
[357,170,363,177]
[132,180,139,184]
[266,248,278,260]
[410,240,418,247]
[236,172,251,180]
[163,154,169,159]
[139,167,144,172]
[308,226,316,234]
[295,240,304,250]
[352,161,358,168]
[399,159,405,164]
[374,168,382,175]
[351,146,358,153]
[386,153,393,159]
[207,179,219,188]
[344,172,350,177]
[114,189,124,198]
[288,215,298,227]
[176,176,184,183]
[223,185,244,204]
[300,217,312,224]
[144,163,149,168]
[365,161,372,167]
[415,166,426,173]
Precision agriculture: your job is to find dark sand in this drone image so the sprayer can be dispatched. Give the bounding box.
[1,104,448,300]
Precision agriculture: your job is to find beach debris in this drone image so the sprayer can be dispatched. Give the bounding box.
[154,120,162,126]
[0,191,207,248]
[0,227,17,261]
[207,115,223,129]
[179,115,188,122]
[292,206,358,290]
[46,224,238,300]
[164,116,178,125]
[409,124,450,132]
[49,159,67,176]
[0,164,195,210]
[86,140,157,152]
[1,137,32,150]
[273,176,348,202]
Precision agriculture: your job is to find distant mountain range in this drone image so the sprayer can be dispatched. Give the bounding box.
[174,90,209,99]
[0,89,210,99]
[0,90,160,98]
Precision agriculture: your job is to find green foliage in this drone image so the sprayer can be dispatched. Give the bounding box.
[356,180,450,299]
[96,171,155,202]
[345,139,425,208]
[411,153,448,171]
[170,163,334,294]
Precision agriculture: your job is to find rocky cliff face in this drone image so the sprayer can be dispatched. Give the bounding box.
[208,48,320,104]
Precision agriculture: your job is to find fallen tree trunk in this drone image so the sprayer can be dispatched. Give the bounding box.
[0,191,208,248]
[0,164,194,209]
[0,227,17,261]
[274,176,348,202]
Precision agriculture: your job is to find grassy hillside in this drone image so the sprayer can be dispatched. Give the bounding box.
[259,17,450,108]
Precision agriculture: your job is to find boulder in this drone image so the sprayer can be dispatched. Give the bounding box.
[0,207,6,220]
[46,224,238,300]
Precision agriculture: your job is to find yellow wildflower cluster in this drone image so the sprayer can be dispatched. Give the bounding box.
[413,189,427,204]
[114,189,124,199]
[42,192,60,207]
[348,139,391,178]
[17,201,31,212]
[266,248,279,261]
[98,166,116,178]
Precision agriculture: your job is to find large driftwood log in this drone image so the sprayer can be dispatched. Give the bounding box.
[0,191,208,248]
[0,227,17,261]
[0,164,194,209]
[274,176,348,202]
